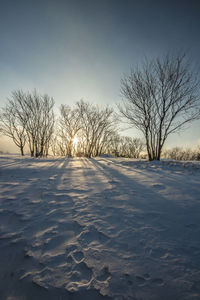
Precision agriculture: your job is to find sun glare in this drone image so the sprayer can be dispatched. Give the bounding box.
[73,136,78,147]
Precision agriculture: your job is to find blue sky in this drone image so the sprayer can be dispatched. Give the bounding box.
[0,0,200,151]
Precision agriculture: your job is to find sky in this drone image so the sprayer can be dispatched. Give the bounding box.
[0,0,200,152]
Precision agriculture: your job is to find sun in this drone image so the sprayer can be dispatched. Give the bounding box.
[73,136,78,147]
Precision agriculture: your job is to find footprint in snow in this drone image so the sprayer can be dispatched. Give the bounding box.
[73,261,92,281]
[150,247,167,258]
[96,266,111,282]
[143,273,151,280]
[124,273,151,287]
[66,244,78,256]
[66,261,93,292]
[66,254,74,264]
[152,184,165,190]
[124,273,133,286]
[77,225,109,247]
[185,223,198,230]
[151,278,164,286]
[43,234,66,250]
[135,275,146,286]
[72,250,84,263]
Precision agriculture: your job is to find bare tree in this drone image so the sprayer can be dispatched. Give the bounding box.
[0,102,27,155]
[76,100,115,157]
[1,90,55,157]
[59,105,81,157]
[94,129,117,157]
[118,136,144,158]
[107,132,121,156]
[128,137,145,158]
[119,54,200,160]
[37,94,55,157]
[16,90,55,157]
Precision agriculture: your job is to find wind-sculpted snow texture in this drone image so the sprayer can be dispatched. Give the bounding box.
[0,155,200,300]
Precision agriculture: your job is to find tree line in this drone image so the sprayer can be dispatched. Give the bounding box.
[0,53,200,160]
[163,146,200,161]
[0,91,145,158]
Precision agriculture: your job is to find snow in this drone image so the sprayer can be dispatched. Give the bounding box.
[0,155,200,300]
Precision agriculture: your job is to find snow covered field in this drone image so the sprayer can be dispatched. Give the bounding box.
[0,155,200,300]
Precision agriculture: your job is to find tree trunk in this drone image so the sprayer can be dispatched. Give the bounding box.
[68,138,73,157]
[40,143,44,157]
[20,146,24,156]
[146,138,152,161]
[35,142,39,158]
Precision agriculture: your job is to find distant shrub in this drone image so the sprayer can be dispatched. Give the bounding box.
[162,146,200,161]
